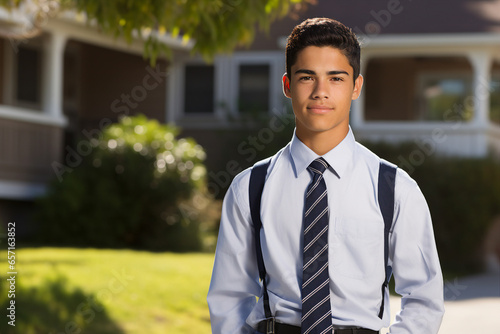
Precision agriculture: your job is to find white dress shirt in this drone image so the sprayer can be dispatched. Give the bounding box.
[207,128,444,334]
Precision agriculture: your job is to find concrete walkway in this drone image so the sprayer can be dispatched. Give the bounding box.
[381,271,500,333]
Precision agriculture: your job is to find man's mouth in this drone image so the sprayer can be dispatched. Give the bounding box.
[307,105,333,114]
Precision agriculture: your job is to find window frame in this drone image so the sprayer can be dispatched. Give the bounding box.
[3,36,44,111]
[169,51,285,128]
[168,57,221,125]
[236,63,272,115]
[228,52,283,118]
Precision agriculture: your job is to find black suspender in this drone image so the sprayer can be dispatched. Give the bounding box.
[249,158,397,321]
[377,162,397,318]
[249,158,273,320]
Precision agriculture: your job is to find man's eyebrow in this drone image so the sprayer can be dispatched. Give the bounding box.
[294,69,316,75]
[294,69,350,76]
[328,70,349,76]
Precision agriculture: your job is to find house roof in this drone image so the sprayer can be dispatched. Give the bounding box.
[248,0,500,50]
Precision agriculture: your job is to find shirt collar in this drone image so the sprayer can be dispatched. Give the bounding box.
[290,127,355,178]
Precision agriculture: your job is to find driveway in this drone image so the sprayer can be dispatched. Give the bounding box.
[381,271,500,333]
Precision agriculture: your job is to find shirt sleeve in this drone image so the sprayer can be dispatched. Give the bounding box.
[207,173,262,334]
[388,174,445,334]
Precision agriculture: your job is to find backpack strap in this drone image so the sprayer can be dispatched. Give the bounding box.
[249,158,273,320]
[377,161,397,319]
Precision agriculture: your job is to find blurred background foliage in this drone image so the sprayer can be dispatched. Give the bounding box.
[35,114,219,252]
[0,0,316,63]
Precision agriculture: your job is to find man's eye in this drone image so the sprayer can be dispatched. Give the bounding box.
[299,76,312,81]
[331,77,344,82]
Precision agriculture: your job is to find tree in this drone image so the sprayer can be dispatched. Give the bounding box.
[0,0,315,62]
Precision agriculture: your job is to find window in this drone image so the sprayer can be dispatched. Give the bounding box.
[2,35,43,110]
[170,52,284,127]
[238,64,270,114]
[184,64,214,114]
[419,74,473,121]
[16,46,42,105]
[419,71,500,124]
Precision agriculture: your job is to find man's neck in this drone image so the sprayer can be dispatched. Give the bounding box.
[296,126,349,156]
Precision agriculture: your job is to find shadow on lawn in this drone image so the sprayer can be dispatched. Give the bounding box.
[0,276,125,334]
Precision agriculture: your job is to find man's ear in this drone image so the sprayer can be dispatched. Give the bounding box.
[282,73,291,98]
[352,74,364,100]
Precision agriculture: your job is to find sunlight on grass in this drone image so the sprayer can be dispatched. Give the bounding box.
[0,248,215,334]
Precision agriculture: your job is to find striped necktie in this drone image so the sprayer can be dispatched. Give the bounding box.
[301,157,333,334]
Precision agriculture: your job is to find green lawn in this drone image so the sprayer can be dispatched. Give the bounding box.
[0,248,214,334]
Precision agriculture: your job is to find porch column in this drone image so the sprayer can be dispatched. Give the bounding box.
[42,31,67,119]
[351,55,370,128]
[467,51,492,126]
[166,60,182,124]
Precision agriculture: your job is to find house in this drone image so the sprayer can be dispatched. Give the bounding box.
[0,4,192,226]
[171,0,500,160]
[1,0,500,223]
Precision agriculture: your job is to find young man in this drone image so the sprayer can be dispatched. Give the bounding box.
[208,18,444,334]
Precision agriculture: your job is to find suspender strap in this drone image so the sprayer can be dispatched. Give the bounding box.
[250,158,397,321]
[249,158,272,320]
[377,161,397,319]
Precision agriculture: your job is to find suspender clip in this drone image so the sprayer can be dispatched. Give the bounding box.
[265,317,275,334]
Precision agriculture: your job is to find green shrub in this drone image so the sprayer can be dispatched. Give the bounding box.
[363,141,500,273]
[36,115,216,251]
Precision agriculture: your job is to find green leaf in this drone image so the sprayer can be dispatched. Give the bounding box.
[0,0,315,64]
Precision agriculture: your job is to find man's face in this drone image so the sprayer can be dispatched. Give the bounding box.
[283,46,363,141]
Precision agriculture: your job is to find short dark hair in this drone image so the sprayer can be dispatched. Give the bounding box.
[285,18,360,83]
